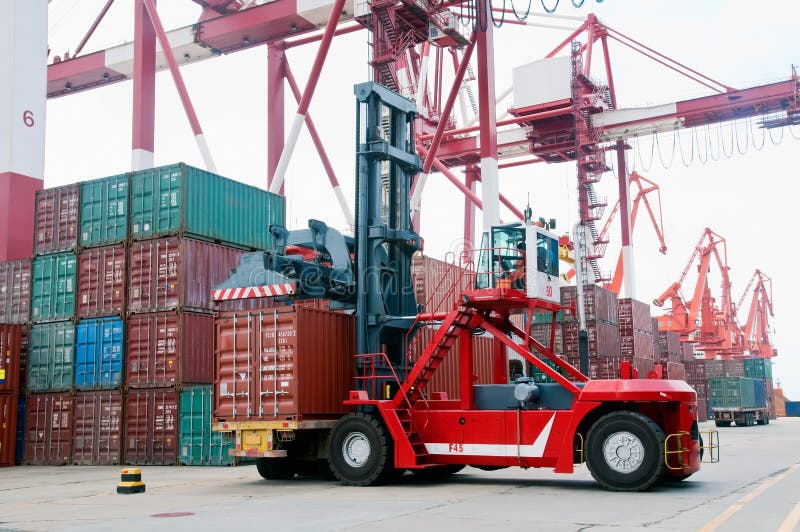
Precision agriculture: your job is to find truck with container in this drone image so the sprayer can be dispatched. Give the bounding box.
[709,377,770,427]
[211,83,715,492]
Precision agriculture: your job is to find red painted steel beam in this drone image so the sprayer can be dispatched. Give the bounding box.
[74,0,116,57]
[132,0,156,169]
[419,105,572,142]
[267,42,286,192]
[283,23,363,49]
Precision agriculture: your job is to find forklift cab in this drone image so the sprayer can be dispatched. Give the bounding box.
[476,222,560,304]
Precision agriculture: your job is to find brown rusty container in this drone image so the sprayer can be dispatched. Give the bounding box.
[128,237,263,313]
[561,285,619,324]
[24,392,73,465]
[632,357,655,378]
[34,184,80,255]
[409,326,495,400]
[680,341,695,361]
[562,320,620,358]
[126,311,214,388]
[412,255,472,314]
[0,394,18,467]
[0,259,31,324]
[72,390,123,465]
[77,244,127,318]
[214,307,356,422]
[619,330,655,360]
[722,359,745,378]
[655,330,681,358]
[618,298,652,333]
[665,362,686,381]
[0,324,23,394]
[530,323,564,354]
[124,388,179,465]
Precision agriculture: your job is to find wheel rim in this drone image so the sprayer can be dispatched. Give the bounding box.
[342,432,371,468]
[602,431,644,474]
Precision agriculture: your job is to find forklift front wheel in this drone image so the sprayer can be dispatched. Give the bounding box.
[329,413,398,486]
[586,411,665,492]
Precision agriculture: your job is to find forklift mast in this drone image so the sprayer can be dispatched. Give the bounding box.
[354,83,422,365]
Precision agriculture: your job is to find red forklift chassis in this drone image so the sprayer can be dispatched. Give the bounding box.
[329,291,705,492]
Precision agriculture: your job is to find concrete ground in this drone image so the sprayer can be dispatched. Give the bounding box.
[1,418,799,532]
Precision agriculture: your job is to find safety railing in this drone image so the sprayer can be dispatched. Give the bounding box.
[701,430,720,464]
[664,431,691,471]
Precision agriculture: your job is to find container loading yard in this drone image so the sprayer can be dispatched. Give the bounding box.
[1,0,799,529]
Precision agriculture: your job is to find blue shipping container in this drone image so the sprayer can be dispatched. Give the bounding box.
[75,317,124,389]
[753,378,767,409]
[786,401,800,417]
[15,394,25,465]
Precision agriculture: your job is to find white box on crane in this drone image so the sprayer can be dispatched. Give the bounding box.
[512,56,572,110]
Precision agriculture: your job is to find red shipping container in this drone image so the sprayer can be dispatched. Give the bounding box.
[722,359,745,378]
[34,185,80,255]
[618,298,652,332]
[0,324,23,394]
[680,341,695,361]
[0,259,31,324]
[619,330,655,360]
[124,388,179,465]
[561,285,619,324]
[24,392,73,465]
[72,390,123,465]
[530,323,563,354]
[665,362,686,381]
[215,307,356,422]
[77,245,126,318]
[632,357,655,378]
[409,326,495,400]
[655,330,681,357]
[562,320,620,358]
[412,255,472,315]
[0,394,18,467]
[126,311,214,388]
[697,400,708,422]
[684,360,706,385]
[128,237,268,313]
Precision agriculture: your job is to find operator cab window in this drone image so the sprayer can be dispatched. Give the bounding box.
[536,231,559,277]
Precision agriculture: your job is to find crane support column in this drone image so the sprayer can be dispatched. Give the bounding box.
[267,42,286,193]
[0,0,46,261]
[616,140,636,298]
[132,0,156,170]
[476,1,500,232]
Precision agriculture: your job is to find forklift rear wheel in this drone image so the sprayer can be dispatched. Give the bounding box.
[586,411,665,492]
[715,420,732,427]
[256,457,295,480]
[329,413,398,486]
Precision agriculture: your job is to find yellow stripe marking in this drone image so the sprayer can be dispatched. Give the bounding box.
[777,501,800,532]
[700,463,800,532]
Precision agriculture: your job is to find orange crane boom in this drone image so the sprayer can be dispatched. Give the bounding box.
[738,270,777,358]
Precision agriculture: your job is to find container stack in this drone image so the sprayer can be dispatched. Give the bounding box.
[683,360,708,421]
[617,298,656,378]
[654,326,684,380]
[124,164,284,466]
[562,285,621,379]
[0,325,24,467]
[744,358,776,419]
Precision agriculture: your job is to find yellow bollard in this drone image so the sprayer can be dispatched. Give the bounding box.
[117,468,146,494]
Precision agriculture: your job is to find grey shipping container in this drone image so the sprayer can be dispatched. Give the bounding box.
[0,259,31,324]
[34,185,80,255]
[129,163,285,250]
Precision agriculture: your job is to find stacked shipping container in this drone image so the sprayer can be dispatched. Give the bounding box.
[0,325,24,466]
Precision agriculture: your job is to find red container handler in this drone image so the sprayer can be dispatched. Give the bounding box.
[72,390,123,465]
[0,394,18,467]
[128,236,269,313]
[0,324,23,394]
[126,311,215,388]
[124,388,179,465]
[0,259,31,324]
[214,306,356,422]
[77,244,127,318]
[24,392,73,465]
[34,184,80,255]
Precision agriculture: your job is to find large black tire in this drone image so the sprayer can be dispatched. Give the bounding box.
[328,413,399,486]
[715,420,732,428]
[410,464,465,480]
[256,457,295,480]
[586,411,665,492]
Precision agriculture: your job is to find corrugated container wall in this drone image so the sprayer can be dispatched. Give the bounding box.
[0,324,23,394]
[562,320,620,358]
[31,252,77,322]
[124,388,179,465]
[214,307,356,422]
[412,255,472,314]
[28,321,74,393]
[0,394,18,467]
[126,311,214,388]
[179,385,235,466]
[743,358,773,381]
[128,237,259,313]
[561,285,619,324]
[129,163,285,250]
[77,245,126,318]
[785,402,800,417]
[34,185,80,255]
[24,392,73,465]
[0,259,31,324]
[75,317,124,390]
[72,390,123,465]
[80,174,128,248]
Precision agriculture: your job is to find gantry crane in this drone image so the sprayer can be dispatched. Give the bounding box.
[653,228,743,359]
[737,270,777,359]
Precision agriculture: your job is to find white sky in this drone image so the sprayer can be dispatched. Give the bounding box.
[44,0,800,397]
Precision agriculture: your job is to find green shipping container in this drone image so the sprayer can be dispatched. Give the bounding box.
[80,174,128,247]
[529,358,566,384]
[130,163,285,250]
[28,321,75,392]
[179,386,236,466]
[708,377,758,409]
[743,359,772,381]
[31,252,77,322]
[531,311,563,325]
